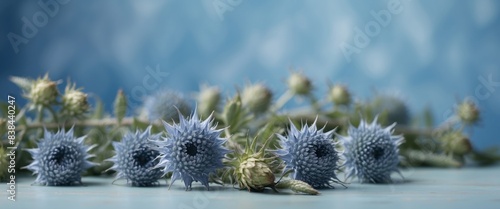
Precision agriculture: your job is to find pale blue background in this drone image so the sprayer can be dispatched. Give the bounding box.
[1,0,499,149]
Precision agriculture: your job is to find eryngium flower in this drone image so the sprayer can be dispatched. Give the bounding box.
[276,120,342,188]
[107,126,163,186]
[371,94,409,125]
[338,117,404,183]
[153,111,229,190]
[140,89,191,122]
[25,128,96,186]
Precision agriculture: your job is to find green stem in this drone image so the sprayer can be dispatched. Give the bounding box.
[45,105,59,123]
[271,90,294,112]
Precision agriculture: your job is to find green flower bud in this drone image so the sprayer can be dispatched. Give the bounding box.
[456,99,480,125]
[329,84,351,106]
[28,75,59,106]
[238,157,275,191]
[241,84,273,114]
[287,72,312,95]
[222,95,242,126]
[61,84,89,117]
[440,131,472,156]
[197,86,221,117]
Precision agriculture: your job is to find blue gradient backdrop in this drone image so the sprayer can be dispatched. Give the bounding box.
[1,0,499,149]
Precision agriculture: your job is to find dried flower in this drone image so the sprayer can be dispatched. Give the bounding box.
[456,99,480,125]
[152,111,229,190]
[61,84,89,118]
[241,83,273,114]
[140,89,191,122]
[227,135,279,192]
[338,117,404,183]
[276,120,342,188]
[238,157,276,191]
[287,72,312,95]
[107,126,163,186]
[25,128,96,186]
[329,84,351,106]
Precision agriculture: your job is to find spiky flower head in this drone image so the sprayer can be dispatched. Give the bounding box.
[25,128,96,186]
[107,126,163,186]
[371,94,410,125]
[152,111,229,190]
[276,120,342,188]
[241,83,273,114]
[338,117,404,183]
[61,83,89,118]
[329,84,351,106]
[27,74,59,106]
[287,72,312,95]
[196,85,221,117]
[456,98,480,125]
[140,89,191,122]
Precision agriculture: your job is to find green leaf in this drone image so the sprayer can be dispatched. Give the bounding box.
[113,89,127,124]
[9,76,33,91]
[423,106,434,128]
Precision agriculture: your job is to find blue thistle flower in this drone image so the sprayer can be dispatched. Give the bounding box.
[276,120,342,188]
[107,126,163,187]
[152,110,229,190]
[338,117,404,183]
[140,89,191,122]
[371,94,410,125]
[25,128,96,186]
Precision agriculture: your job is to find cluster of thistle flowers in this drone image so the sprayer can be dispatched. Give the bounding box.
[1,72,492,192]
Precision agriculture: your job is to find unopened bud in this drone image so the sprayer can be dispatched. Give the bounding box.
[197,86,221,117]
[62,85,89,117]
[456,99,480,125]
[287,72,312,95]
[28,75,59,106]
[440,131,472,156]
[241,84,272,114]
[222,95,243,126]
[329,84,351,106]
[239,157,275,191]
